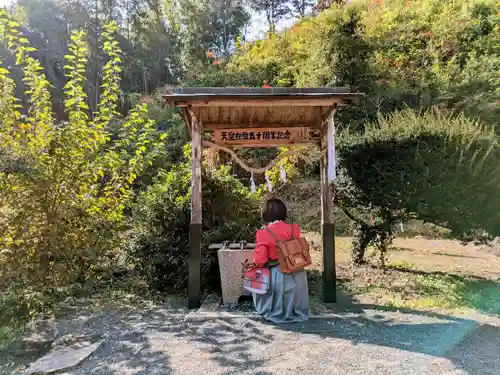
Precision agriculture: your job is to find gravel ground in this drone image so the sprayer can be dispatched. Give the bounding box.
[2,238,499,375]
[3,302,499,375]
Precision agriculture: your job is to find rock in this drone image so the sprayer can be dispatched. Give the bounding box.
[199,293,221,311]
[21,318,59,349]
[218,248,253,305]
[23,339,104,375]
[51,333,103,349]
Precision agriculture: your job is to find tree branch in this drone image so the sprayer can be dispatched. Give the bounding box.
[337,204,370,228]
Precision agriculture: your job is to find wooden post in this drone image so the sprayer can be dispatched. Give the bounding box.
[320,114,336,303]
[188,110,202,309]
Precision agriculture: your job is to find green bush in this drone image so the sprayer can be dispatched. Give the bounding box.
[127,145,261,292]
[0,13,162,323]
[277,177,356,235]
[227,0,499,130]
[335,109,500,262]
[127,94,189,191]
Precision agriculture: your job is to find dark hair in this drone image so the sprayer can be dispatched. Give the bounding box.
[261,198,287,224]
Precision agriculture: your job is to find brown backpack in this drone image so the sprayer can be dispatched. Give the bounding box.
[265,224,312,274]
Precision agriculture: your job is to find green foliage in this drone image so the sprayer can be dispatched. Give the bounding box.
[182,64,275,88]
[122,93,189,190]
[264,147,303,191]
[228,0,499,130]
[362,0,500,128]
[5,0,182,102]
[220,0,499,261]
[127,145,261,292]
[335,109,500,262]
[0,12,161,325]
[369,271,500,314]
[164,0,250,72]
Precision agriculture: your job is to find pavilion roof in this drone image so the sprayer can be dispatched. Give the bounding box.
[162,87,363,129]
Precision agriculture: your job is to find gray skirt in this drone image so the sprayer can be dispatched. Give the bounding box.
[253,266,309,324]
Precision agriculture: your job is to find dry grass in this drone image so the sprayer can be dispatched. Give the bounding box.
[303,232,500,315]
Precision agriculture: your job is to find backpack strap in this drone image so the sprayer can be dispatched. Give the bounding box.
[265,224,296,241]
[265,226,281,244]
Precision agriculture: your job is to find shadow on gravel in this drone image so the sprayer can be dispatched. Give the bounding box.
[446,323,500,375]
[24,304,276,375]
[263,305,500,375]
[264,314,475,357]
[156,318,274,373]
[0,306,177,375]
[5,300,500,375]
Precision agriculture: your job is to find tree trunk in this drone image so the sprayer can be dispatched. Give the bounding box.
[352,224,376,264]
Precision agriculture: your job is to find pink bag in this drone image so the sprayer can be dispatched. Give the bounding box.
[242,267,271,295]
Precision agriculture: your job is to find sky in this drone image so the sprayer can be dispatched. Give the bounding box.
[246,11,297,40]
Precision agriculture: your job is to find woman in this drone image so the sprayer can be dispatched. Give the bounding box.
[252,198,309,323]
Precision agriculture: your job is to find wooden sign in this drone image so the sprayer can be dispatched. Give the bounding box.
[213,127,319,147]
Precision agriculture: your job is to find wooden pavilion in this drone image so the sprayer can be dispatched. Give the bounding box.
[163,87,363,309]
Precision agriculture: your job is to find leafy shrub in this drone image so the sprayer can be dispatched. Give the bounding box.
[125,94,189,191]
[335,109,500,262]
[0,12,162,323]
[228,0,499,130]
[127,145,261,292]
[276,177,356,235]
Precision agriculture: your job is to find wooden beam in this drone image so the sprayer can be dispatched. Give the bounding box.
[165,87,358,96]
[203,123,317,131]
[320,104,337,124]
[212,126,319,148]
[171,98,350,108]
[182,108,192,139]
[188,110,202,309]
[320,113,336,304]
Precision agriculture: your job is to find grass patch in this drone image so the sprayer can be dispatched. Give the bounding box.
[388,260,414,270]
[400,274,500,313]
[305,233,500,314]
[344,265,500,314]
[0,326,14,349]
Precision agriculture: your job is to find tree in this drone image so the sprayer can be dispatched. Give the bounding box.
[0,11,163,324]
[1,0,182,106]
[164,0,250,71]
[125,0,181,93]
[314,0,342,12]
[5,0,92,116]
[290,0,314,18]
[248,0,290,34]
[335,110,500,264]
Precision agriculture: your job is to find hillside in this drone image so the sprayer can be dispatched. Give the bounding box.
[195,0,499,131]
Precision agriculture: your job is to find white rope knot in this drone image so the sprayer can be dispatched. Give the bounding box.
[265,169,273,192]
[250,172,257,193]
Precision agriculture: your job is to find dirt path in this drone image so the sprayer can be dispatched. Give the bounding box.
[2,238,499,375]
[389,238,500,280]
[304,234,500,280]
[304,235,500,316]
[2,301,499,375]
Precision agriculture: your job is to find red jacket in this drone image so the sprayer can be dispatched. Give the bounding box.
[253,221,301,267]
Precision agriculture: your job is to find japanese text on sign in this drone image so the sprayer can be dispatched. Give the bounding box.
[213,127,319,147]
